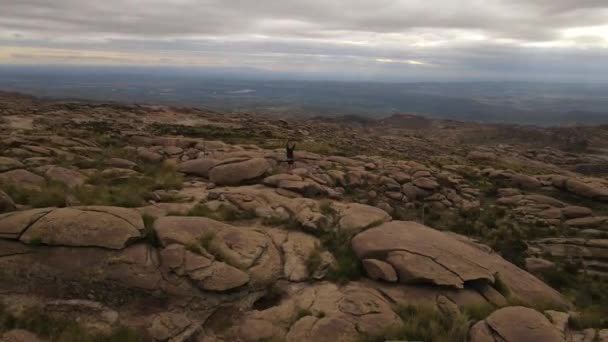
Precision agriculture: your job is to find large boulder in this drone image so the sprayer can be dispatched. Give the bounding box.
[155,216,282,288]
[0,241,163,300]
[271,230,334,281]
[209,158,270,185]
[40,165,87,188]
[17,206,144,249]
[0,208,54,239]
[334,203,391,233]
[470,306,565,342]
[0,329,45,342]
[224,282,400,342]
[0,169,46,190]
[565,179,608,201]
[351,221,568,307]
[532,238,608,278]
[0,156,24,172]
[0,190,16,213]
[178,158,219,177]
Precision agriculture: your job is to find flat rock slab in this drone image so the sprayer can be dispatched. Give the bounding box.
[351,221,569,308]
[178,158,219,177]
[351,221,494,288]
[336,203,391,233]
[18,206,144,249]
[209,158,270,185]
[0,169,46,190]
[0,208,54,239]
[470,306,565,342]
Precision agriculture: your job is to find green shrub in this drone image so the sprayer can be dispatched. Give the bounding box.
[2,182,67,208]
[569,307,608,329]
[319,230,363,284]
[318,200,335,216]
[362,304,468,342]
[493,273,511,298]
[462,302,496,322]
[295,308,313,320]
[305,248,323,275]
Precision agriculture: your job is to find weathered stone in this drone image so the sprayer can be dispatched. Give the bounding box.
[565,179,608,201]
[189,261,250,291]
[470,306,565,342]
[44,299,119,335]
[525,257,555,273]
[0,208,54,239]
[361,259,397,282]
[0,190,16,213]
[148,312,199,342]
[413,177,440,190]
[562,206,593,219]
[209,158,270,185]
[335,203,391,233]
[0,169,46,190]
[0,330,45,342]
[351,221,568,307]
[178,158,219,177]
[0,157,24,172]
[42,166,87,188]
[106,158,137,169]
[19,206,143,249]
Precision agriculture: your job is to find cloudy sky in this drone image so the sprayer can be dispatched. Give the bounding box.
[1,0,608,81]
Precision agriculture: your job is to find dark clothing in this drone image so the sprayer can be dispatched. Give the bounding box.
[286,142,296,165]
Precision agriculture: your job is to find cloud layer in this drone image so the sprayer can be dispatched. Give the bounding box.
[1,0,608,80]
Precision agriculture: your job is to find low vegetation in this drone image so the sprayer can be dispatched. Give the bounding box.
[541,265,608,329]
[1,162,183,208]
[361,304,469,342]
[0,304,143,342]
[318,229,363,284]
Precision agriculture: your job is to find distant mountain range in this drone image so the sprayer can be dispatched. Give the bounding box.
[1,65,608,126]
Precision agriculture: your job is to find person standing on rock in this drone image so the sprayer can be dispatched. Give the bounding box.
[286,140,296,170]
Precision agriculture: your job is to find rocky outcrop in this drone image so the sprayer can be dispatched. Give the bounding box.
[154,216,282,289]
[178,158,218,177]
[0,169,46,190]
[221,282,401,342]
[37,165,87,188]
[532,238,608,278]
[209,158,270,185]
[334,202,391,233]
[0,329,45,342]
[470,306,565,342]
[564,178,608,201]
[351,221,568,307]
[0,206,144,249]
[0,190,16,213]
[0,156,24,172]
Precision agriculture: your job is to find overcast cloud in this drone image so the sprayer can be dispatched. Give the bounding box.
[1,0,607,81]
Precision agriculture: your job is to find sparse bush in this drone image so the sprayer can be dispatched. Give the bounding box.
[2,182,67,208]
[318,199,335,216]
[141,214,159,247]
[493,273,511,298]
[319,229,363,284]
[569,307,608,329]
[295,308,313,320]
[361,304,468,342]
[462,302,496,322]
[305,247,323,275]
